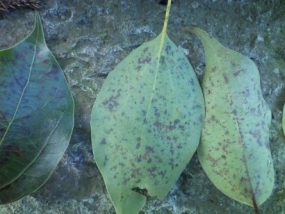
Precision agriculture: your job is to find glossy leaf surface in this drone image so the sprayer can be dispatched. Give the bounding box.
[0,13,74,203]
[193,27,274,207]
[90,2,204,213]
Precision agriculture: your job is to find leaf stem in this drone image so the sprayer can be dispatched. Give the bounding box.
[252,197,260,214]
[161,0,172,35]
[146,0,172,118]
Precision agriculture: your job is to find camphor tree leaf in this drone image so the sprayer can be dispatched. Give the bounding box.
[192,28,274,210]
[90,1,204,214]
[0,13,74,203]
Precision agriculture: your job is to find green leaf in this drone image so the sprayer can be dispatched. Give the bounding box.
[0,13,74,203]
[90,1,204,213]
[192,27,274,208]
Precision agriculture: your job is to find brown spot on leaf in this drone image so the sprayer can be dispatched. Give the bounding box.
[103,155,109,166]
[231,109,237,115]
[154,108,160,118]
[168,158,175,169]
[143,47,149,53]
[145,146,155,153]
[165,44,172,55]
[154,155,163,163]
[100,138,107,145]
[138,56,151,64]
[135,65,142,71]
[170,142,174,155]
[118,162,125,167]
[231,62,238,67]
[177,144,183,149]
[223,73,229,83]
[211,66,217,73]
[158,170,166,178]
[136,142,141,149]
[103,92,120,111]
[233,69,242,76]
[147,167,158,177]
[135,179,141,183]
[130,168,141,178]
[136,155,142,162]
[105,128,113,134]
[153,119,180,131]
[123,177,131,185]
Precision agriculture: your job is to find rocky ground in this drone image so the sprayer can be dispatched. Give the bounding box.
[0,0,285,213]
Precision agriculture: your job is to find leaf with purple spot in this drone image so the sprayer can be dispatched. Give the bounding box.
[0,13,74,203]
[90,1,204,214]
[191,27,274,211]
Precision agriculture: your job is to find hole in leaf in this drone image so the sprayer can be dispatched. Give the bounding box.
[132,187,150,197]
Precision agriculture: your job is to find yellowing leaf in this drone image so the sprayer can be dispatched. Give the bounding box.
[90,2,204,213]
[192,27,274,208]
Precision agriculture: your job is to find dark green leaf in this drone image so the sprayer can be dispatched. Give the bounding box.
[0,13,74,203]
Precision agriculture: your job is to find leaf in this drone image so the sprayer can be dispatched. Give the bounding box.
[192,27,274,208]
[0,13,74,203]
[90,1,204,214]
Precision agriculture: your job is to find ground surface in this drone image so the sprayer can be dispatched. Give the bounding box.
[0,0,285,213]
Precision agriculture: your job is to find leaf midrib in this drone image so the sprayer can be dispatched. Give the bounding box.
[145,0,171,119]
